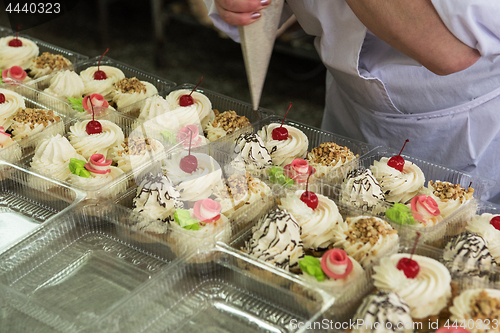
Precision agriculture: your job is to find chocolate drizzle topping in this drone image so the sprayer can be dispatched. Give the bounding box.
[234,132,273,168]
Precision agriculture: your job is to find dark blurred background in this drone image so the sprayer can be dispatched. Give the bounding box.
[0,0,326,128]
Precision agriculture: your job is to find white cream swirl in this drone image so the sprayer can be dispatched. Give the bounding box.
[371,157,425,204]
[244,208,305,272]
[80,66,126,100]
[111,137,165,173]
[68,167,125,196]
[0,88,25,128]
[30,134,85,181]
[68,119,125,160]
[43,70,85,99]
[257,123,308,167]
[138,95,171,120]
[0,37,39,69]
[166,89,215,128]
[372,254,451,319]
[162,151,223,202]
[112,81,158,110]
[340,168,385,210]
[449,288,500,333]
[466,213,500,261]
[332,216,399,268]
[27,55,71,79]
[279,190,343,251]
[233,132,273,174]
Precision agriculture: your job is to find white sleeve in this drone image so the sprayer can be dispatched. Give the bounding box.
[431,0,500,56]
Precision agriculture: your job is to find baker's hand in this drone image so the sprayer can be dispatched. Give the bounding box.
[214,0,271,26]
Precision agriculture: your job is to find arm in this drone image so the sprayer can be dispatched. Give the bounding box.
[345,0,481,75]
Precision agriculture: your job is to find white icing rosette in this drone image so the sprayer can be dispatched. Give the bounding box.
[232,132,273,174]
[80,66,125,100]
[162,151,223,202]
[340,168,385,210]
[138,95,171,120]
[30,134,85,181]
[257,123,308,167]
[68,119,125,160]
[332,216,399,268]
[166,89,215,129]
[279,190,343,252]
[112,81,158,109]
[43,70,85,99]
[0,88,25,128]
[27,54,71,79]
[466,213,500,261]
[371,157,425,204]
[205,124,229,142]
[372,253,452,319]
[111,137,165,173]
[0,127,21,162]
[10,121,54,142]
[449,289,500,333]
[0,36,39,70]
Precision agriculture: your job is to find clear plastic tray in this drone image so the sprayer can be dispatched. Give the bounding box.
[83,245,331,333]
[0,160,85,254]
[0,84,74,162]
[337,146,492,244]
[0,26,88,71]
[8,109,168,199]
[0,201,184,333]
[26,56,176,108]
[119,83,273,122]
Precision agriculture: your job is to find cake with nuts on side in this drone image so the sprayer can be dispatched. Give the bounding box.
[110,136,165,173]
[9,108,61,141]
[420,180,475,219]
[27,52,72,79]
[204,110,251,142]
[307,142,358,179]
[111,77,158,110]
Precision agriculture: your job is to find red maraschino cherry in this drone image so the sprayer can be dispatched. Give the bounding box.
[490,216,500,231]
[179,76,203,107]
[397,232,421,279]
[85,99,102,135]
[272,102,292,141]
[388,139,409,172]
[300,170,318,210]
[94,48,109,80]
[180,127,198,173]
[8,25,22,47]
[0,93,5,104]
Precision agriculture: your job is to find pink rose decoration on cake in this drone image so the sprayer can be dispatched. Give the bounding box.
[2,66,27,85]
[83,93,109,115]
[176,125,205,149]
[84,154,112,174]
[0,126,12,147]
[411,195,440,224]
[284,159,315,183]
[193,198,222,223]
[321,249,353,279]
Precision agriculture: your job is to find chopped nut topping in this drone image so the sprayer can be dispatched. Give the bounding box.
[118,137,156,156]
[114,77,147,94]
[34,52,71,70]
[307,142,357,166]
[344,217,397,245]
[12,108,61,128]
[429,180,474,203]
[221,172,261,202]
[208,110,250,134]
[469,290,500,321]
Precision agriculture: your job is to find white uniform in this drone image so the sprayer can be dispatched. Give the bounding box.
[204,0,500,202]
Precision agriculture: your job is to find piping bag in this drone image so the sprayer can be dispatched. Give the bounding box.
[239,0,285,115]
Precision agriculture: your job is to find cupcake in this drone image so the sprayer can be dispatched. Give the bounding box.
[68,119,125,160]
[30,134,85,181]
[0,126,21,163]
[162,151,223,202]
[232,132,273,175]
[406,194,443,227]
[449,289,500,333]
[243,207,305,272]
[80,65,126,100]
[27,52,72,79]
[466,213,500,261]
[443,232,498,279]
[166,89,215,129]
[204,110,250,142]
[340,168,385,210]
[137,95,171,120]
[370,157,425,204]
[111,136,165,173]
[423,181,475,219]
[0,126,15,150]
[372,253,452,320]
[279,189,344,254]
[8,108,61,141]
[332,216,399,268]
[111,77,158,109]
[299,249,364,294]
[174,125,209,150]
[352,291,413,333]
[257,123,308,167]
[306,142,357,179]
[43,70,85,100]
[0,36,39,70]
[0,88,25,129]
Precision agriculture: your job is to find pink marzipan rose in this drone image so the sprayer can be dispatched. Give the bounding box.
[2,66,27,84]
[411,195,440,223]
[83,93,109,114]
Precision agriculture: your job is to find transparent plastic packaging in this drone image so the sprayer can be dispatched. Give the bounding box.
[82,244,331,333]
[0,201,185,333]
